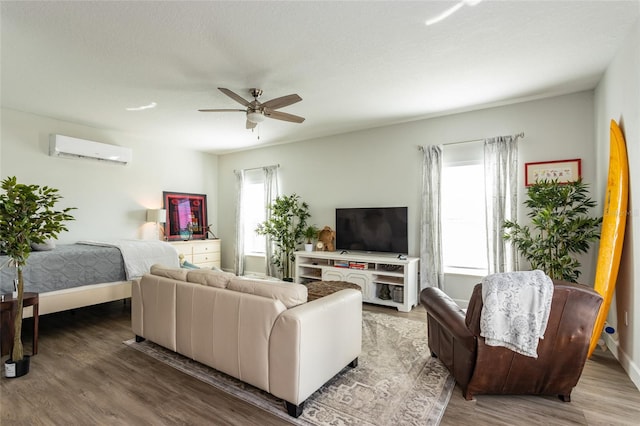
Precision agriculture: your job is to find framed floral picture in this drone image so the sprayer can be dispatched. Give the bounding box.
[524,158,581,186]
[163,191,207,240]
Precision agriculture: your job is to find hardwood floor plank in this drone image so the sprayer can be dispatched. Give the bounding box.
[1,301,639,425]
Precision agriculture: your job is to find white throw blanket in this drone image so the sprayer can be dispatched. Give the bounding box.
[78,240,179,280]
[480,270,553,358]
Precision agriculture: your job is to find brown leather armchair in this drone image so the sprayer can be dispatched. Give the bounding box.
[420,280,602,401]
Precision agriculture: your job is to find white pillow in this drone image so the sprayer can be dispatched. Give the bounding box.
[31,239,56,251]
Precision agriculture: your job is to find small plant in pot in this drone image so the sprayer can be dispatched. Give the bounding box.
[0,176,75,378]
[303,225,319,252]
[256,193,311,281]
[503,178,602,282]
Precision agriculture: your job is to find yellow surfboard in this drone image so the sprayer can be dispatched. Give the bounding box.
[588,119,629,358]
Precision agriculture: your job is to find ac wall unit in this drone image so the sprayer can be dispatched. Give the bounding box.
[49,134,132,165]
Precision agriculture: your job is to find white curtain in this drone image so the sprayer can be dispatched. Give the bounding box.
[484,135,519,273]
[233,169,246,276]
[420,145,444,290]
[262,165,279,277]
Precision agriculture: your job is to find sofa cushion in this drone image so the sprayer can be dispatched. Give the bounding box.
[228,277,308,308]
[187,269,235,288]
[150,264,189,281]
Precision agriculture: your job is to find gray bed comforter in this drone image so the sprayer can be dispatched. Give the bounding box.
[0,244,126,294]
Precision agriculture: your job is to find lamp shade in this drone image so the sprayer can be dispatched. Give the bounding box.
[146,209,166,223]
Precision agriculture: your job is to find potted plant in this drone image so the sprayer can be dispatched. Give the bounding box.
[256,193,311,281]
[303,225,319,252]
[0,176,75,377]
[503,178,602,282]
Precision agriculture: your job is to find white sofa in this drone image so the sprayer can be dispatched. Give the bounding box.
[131,265,362,417]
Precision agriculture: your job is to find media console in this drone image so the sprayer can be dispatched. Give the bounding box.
[294,251,419,312]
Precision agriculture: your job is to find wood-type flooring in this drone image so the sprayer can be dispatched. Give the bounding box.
[2,300,639,425]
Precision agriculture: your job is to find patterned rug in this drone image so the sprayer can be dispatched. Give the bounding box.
[124,311,454,425]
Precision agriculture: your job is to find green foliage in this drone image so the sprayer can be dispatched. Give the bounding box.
[0,176,75,361]
[255,194,311,279]
[503,179,602,282]
[303,225,319,244]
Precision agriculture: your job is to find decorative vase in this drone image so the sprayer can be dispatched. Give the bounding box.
[4,356,30,378]
[179,228,192,241]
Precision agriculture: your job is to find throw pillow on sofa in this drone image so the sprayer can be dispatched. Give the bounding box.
[227,276,308,308]
[150,264,190,281]
[186,269,235,288]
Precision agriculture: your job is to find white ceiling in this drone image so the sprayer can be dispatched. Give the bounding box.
[2,1,639,154]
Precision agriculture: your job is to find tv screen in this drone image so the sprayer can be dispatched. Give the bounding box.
[335,207,408,254]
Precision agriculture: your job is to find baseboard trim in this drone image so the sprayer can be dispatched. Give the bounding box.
[605,334,640,391]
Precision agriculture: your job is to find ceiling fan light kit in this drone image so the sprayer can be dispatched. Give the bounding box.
[199,88,305,130]
[247,110,266,124]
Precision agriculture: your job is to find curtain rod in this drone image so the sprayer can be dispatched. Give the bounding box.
[419,132,525,150]
[234,163,280,173]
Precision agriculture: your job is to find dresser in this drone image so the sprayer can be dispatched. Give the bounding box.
[169,239,221,269]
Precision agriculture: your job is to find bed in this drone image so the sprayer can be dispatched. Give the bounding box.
[0,241,179,316]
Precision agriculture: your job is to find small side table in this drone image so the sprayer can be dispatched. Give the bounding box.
[0,292,39,357]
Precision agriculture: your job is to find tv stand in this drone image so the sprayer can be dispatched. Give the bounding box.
[294,251,419,312]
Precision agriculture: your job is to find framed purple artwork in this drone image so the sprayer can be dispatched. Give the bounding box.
[163,191,207,241]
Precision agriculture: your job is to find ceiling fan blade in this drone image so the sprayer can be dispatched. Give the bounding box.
[218,88,251,107]
[198,108,246,112]
[262,94,302,110]
[246,119,257,129]
[265,110,305,123]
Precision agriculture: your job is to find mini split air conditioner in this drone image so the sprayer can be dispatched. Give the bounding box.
[49,134,132,165]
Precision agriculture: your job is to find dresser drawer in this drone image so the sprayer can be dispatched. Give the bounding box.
[193,252,221,265]
[192,240,220,255]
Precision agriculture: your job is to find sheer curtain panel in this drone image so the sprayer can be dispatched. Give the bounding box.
[234,169,246,276]
[420,145,444,290]
[484,135,519,273]
[262,165,279,277]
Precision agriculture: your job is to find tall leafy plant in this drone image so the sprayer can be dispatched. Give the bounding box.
[503,179,601,282]
[0,177,75,362]
[256,193,310,280]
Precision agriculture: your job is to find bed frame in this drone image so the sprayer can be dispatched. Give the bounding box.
[22,280,132,318]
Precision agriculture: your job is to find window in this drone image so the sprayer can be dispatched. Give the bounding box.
[242,171,266,255]
[441,161,488,275]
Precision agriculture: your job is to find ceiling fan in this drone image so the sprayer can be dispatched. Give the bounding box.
[199,88,305,129]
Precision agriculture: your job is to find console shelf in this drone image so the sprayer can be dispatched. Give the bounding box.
[294,251,419,312]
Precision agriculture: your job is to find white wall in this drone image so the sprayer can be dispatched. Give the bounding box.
[594,18,640,390]
[0,108,219,244]
[218,91,598,302]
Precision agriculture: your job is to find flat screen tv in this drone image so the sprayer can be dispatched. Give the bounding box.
[335,207,408,254]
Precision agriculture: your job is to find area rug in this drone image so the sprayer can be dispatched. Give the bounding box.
[124,311,455,425]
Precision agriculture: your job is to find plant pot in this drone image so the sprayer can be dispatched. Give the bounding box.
[304,243,313,252]
[4,355,30,378]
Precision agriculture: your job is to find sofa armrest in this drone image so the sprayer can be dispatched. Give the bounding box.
[421,287,477,397]
[133,274,178,351]
[421,287,475,351]
[269,289,362,406]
